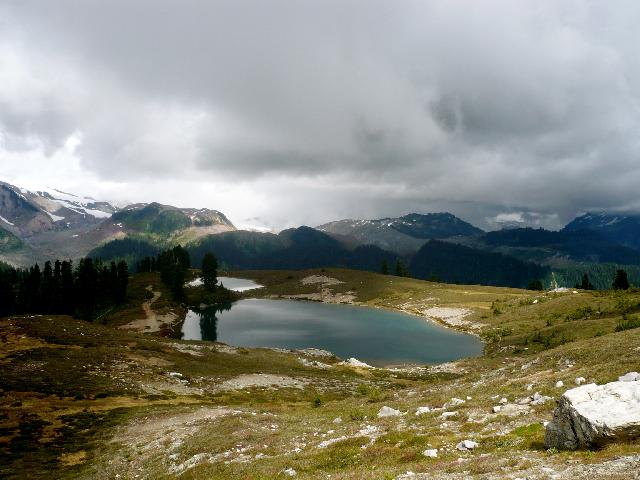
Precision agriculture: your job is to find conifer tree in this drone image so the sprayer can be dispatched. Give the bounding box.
[613,269,630,290]
[381,259,389,275]
[202,253,218,293]
[580,273,594,290]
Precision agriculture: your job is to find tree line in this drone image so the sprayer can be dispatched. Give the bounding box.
[0,258,128,320]
[136,245,191,300]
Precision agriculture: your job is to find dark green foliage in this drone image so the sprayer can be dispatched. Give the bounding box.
[613,269,630,290]
[135,245,190,301]
[615,314,640,332]
[410,240,549,288]
[483,227,640,265]
[552,263,640,290]
[157,245,190,301]
[577,273,594,290]
[187,228,399,272]
[527,279,544,291]
[0,226,23,252]
[202,253,218,292]
[394,259,410,277]
[0,257,129,320]
[381,259,389,275]
[88,237,160,268]
[565,306,595,322]
[110,202,191,235]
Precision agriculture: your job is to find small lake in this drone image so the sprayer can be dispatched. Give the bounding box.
[181,298,483,366]
[187,276,263,292]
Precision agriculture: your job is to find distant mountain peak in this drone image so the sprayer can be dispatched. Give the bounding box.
[316,212,483,255]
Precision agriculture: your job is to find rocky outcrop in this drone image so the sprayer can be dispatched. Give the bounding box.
[545,376,640,450]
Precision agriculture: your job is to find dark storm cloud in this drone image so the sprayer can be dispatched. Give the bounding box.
[2,0,640,229]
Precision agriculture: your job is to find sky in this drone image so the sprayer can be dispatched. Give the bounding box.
[1,0,640,231]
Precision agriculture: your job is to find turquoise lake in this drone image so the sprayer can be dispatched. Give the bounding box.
[181,298,483,366]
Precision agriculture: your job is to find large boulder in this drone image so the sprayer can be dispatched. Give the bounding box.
[544,376,640,450]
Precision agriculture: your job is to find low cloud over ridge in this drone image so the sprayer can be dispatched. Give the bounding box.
[2,0,640,230]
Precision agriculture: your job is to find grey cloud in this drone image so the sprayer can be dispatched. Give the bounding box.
[2,0,640,229]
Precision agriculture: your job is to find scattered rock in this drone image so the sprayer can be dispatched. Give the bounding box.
[456,439,478,451]
[575,377,586,385]
[444,397,465,408]
[619,372,640,382]
[531,392,552,406]
[499,397,508,404]
[423,448,438,458]
[339,357,374,369]
[301,275,344,286]
[378,406,402,418]
[555,380,564,388]
[441,411,458,419]
[332,417,342,424]
[298,358,332,369]
[297,347,334,357]
[415,406,431,416]
[492,406,501,413]
[545,378,640,450]
[283,467,297,476]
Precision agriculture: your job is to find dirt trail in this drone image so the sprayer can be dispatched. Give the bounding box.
[119,285,176,333]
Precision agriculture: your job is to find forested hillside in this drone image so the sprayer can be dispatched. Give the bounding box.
[410,240,549,288]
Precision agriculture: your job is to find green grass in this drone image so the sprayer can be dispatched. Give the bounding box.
[2,268,640,479]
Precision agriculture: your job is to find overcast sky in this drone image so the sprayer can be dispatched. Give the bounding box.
[1,0,640,231]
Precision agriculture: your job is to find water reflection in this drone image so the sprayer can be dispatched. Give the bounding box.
[183,303,232,342]
[180,298,484,366]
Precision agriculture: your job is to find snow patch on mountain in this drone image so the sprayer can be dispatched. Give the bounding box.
[0,215,14,226]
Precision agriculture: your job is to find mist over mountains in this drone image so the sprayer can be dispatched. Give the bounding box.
[3,180,640,289]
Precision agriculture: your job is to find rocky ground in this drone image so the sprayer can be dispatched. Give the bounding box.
[1,269,639,479]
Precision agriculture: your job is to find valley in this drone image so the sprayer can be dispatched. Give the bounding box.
[1,268,639,479]
[5,179,640,290]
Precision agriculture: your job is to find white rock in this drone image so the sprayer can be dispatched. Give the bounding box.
[466,396,472,400]
[415,406,431,416]
[168,372,183,378]
[339,357,374,368]
[545,379,640,449]
[456,439,479,451]
[283,467,297,476]
[333,417,342,424]
[531,392,552,406]
[492,406,501,413]
[499,397,508,404]
[618,372,640,382]
[526,383,534,390]
[555,380,564,388]
[378,406,402,418]
[423,448,438,458]
[444,397,466,408]
[575,377,586,385]
[533,299,539,304]
[441,411,458,419]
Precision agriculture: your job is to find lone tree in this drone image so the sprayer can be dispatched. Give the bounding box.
[202,252,219,293]
[381,259,389,275]
[527,279,543,291]
[613,269,630,290]
[579,273,594,290]
[395,259,409,277]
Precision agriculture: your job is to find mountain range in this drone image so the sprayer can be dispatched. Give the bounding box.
[3,179,640,289]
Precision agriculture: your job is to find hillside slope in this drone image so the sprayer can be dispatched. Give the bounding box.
[2,269,639,479]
